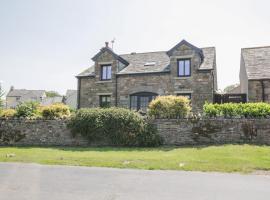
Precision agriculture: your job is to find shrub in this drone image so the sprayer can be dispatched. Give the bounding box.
[68,107,162,147]
[41,103,70,119]
[0,109,16,119]
[16,102,40,118]
[203,102,270,118]
[148,95,191,118]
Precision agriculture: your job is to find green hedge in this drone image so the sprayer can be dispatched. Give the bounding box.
[68,107,162,147]
[148,95,191,118]
[203,102,270,118]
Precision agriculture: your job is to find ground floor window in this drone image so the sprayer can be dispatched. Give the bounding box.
[177,93,192,100]
[130,92,157,112]
[99,95,111,108]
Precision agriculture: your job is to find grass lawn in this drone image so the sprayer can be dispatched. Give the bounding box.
[0,145,270,173]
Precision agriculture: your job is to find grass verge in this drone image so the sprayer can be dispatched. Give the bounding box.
[0,145,270,173]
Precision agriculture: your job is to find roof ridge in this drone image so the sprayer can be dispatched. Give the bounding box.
[242,46,270,50]
[120,51,166,56]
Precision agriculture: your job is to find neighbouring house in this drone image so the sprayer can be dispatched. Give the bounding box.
[40,96,64,106]
[76,39,218,112]
[240,46,270,103]
[6,87,46,108]
[65,90,77,109]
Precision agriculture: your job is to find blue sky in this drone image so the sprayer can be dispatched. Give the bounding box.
[1,0,270,95]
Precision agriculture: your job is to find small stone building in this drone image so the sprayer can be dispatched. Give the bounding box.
[6,87,46,108]
[77,39,218,113]
[240,46,270,103]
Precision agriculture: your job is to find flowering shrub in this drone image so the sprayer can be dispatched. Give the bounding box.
[148,95,191,118]
[41,103,70,119]
[0,109,16,119]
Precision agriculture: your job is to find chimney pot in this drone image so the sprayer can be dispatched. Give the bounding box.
[105,42,109,48]
[10,86,14,91]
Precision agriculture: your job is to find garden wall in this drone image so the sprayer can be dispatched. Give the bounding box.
[153,118,270,145]
[0,118,270,146]
[0,119,88,146]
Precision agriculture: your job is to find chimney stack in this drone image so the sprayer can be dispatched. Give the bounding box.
[10,86,14,91]
[105,42,109,48]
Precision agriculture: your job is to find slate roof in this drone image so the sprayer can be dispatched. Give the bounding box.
[118,51,170,74]
[7,89,46,98]
[77,41,216,77]
[242,46,270,80]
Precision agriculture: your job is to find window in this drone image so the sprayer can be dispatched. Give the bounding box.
[101,65,112,80]
[16,97,20,101]
[177,93,192,100]
[177,59,191,77]
[130,92,157,112]
[99,95,111,108]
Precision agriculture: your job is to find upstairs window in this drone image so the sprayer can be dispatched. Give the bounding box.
[99,95,111,108]
[178,59,191,77]
[101,65,112,80]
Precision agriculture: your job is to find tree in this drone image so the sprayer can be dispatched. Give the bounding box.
[0,86,4,108]
[45,91,61,98]
[223,84,240,93]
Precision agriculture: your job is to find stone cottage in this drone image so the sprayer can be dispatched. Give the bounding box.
[76,39,218,112]
[6,87,46,108]
[240,46,270,103]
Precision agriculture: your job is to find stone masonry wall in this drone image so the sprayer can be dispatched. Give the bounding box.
[0,119,88,146]
[1,119,270,146]
[248,80,270,103]
[153,118,270,145]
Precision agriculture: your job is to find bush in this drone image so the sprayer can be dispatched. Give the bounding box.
[16,102,40,118]
[41,103,70,119]
[148,95,191,118]
[68,107,162,147]
[0,109,16,119]
[203,102,270,118]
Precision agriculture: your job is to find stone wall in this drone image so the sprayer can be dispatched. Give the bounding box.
[153,118,270,145]
[2,118,269,146]
[0,119,88,146]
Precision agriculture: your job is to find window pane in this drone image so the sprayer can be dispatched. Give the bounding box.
[100,95,111,107]
[107,66,112,79]
[140,96,149,112]
[130,96,137,110]
[102,67,107,80]
[185,60,190,76]
[178,61,185,76]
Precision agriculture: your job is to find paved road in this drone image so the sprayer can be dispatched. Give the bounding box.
[0,163,270,200]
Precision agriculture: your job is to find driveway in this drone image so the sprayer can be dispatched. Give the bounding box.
[0,163,270,200]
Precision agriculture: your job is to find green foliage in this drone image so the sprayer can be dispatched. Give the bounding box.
[148,95,191,118]
[203,102,270,118]
[41,103,70,119]
[45,91,61,97]
[0,87,4,109]
[0,109,16,119]
[15,102,40,118]
[223,84,239,93]
[68,107,162,147]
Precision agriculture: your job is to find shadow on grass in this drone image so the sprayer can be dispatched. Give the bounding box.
[0,143,264,152]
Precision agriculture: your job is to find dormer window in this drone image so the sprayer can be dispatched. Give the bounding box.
[177,59,191,77]
[101,65,112,80]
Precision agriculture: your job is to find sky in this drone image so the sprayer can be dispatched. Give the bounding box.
[1,0,270,95]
